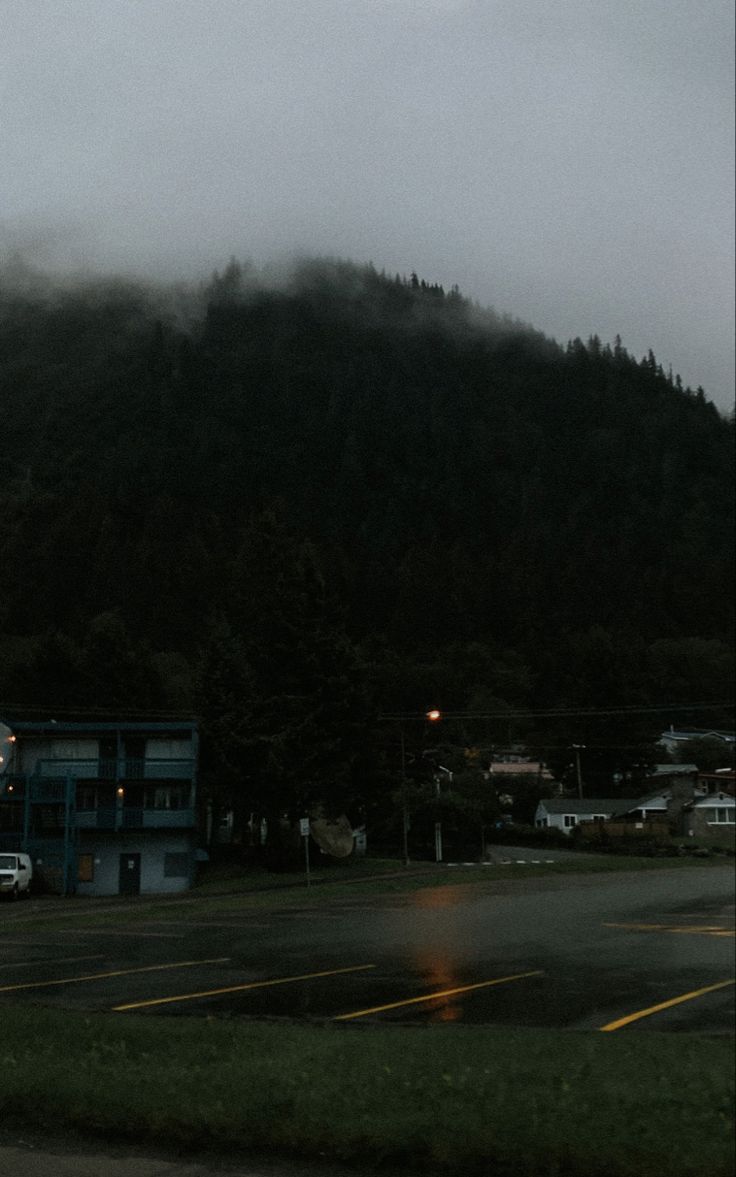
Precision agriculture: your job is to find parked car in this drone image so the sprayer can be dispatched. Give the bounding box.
[0,852,33,898]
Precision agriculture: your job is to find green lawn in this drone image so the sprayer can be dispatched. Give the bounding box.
[1,1006,732,1177]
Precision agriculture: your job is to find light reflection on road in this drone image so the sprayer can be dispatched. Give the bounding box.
[411,947,463,1021]
[409,887,485,1021]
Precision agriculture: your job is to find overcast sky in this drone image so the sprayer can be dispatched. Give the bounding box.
[2,0,734,409]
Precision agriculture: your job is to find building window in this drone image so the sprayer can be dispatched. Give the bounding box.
[592,815,606,822]
[563,815,577,828]
[78,854,94,883]
[77,785,97,811]
[146,786,188,810]
[164,852,189,877]
[706,808,735,825]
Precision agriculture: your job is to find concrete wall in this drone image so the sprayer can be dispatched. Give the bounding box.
[76,829,196,896]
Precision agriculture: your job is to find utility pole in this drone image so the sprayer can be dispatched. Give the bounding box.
[400,729,410,867]
[379,710,443,868]
[573,744,585,799]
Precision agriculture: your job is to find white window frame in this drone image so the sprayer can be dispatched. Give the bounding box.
[705,807,735,825]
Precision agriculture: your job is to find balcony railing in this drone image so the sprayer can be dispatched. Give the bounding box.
[32,758,196,782]
[74,808,196,830]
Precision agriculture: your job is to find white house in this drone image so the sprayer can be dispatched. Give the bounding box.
[534,798,636,835]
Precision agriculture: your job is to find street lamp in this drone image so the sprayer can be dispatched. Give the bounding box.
[426,710,444,860]
[381,709,443,867]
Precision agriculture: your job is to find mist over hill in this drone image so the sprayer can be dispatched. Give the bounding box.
[0,257,733,809]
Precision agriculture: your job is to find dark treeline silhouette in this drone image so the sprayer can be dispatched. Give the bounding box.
[1,257,733,835]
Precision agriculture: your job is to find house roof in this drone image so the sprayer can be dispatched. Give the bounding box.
[489,761,553,777]
[658,730,735,744]
[648,764,698,776]
[610,792,671,817]
[688,792,736,809]
[537,799,636,816]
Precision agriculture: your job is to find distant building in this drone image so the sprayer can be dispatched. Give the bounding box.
[647,763,699,781]
[657,728,735,758]
[535,798,637,834]
[0,719,198,896]
[698,769,736,796]
[488,759,554,780]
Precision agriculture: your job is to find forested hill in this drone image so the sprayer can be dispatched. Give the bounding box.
[0,258,733,744]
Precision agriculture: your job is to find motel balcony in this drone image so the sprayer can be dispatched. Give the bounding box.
[73,807,196,830]
[24,761,197,832]
[31,757,197,783]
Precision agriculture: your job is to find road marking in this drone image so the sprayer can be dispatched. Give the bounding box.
[68,929,186,938]
[112,963,377,1011]
[155,921,272,929]
[0,957,231,994]
[333,969,544,1022]
[599,978,735,1032]
[604,922,735,937]
[0,954,105,972]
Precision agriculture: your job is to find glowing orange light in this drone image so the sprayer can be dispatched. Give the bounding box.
[426,709,441,722]
[116,787,125,797]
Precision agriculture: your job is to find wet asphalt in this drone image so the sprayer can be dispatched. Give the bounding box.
[1,864,734,1033]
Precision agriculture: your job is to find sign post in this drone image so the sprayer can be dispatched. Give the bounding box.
[300,817,311,887]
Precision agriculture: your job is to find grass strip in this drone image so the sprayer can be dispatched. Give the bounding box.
[1,1005,732,1177]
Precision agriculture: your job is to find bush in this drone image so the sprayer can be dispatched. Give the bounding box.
[485,824,570,849]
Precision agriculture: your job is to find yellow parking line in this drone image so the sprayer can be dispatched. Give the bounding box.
[669,927,735,936]
[0,957,231,994]
[603,922,735,937]
[112,963,376,1011]
[599,978,735,1032]
[0,954,105,972]
[333,969,543,1022]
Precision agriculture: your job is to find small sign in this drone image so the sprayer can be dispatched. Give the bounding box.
[299,818,310,837]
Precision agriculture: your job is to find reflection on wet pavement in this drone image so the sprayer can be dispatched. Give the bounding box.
[411,884,477,909]
[411,948,463,1021]
[1,868,732,1033]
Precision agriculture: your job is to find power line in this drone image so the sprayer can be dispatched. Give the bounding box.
[3,699,733,724]
[379,702,734,721]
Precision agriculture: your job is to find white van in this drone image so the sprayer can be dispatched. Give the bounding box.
[0,852,33,898]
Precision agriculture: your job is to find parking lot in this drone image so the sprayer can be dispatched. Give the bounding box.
[1,864,734,1034]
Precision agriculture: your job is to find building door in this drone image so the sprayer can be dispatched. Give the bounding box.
[119,853,141,895]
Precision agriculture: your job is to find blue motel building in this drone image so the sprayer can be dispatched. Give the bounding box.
[0,718,199,896]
